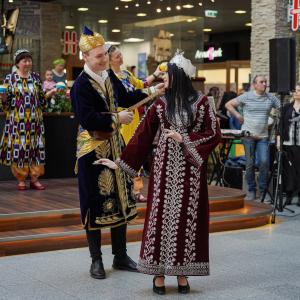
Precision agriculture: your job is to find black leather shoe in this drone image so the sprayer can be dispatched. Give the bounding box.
[90,259,106,279]
[177,276,190,294]
[112,255,138,272]
[153,276,166,295]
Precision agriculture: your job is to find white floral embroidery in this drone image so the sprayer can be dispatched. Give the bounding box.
[116,158,138,177]
[189,100,217,147]
[183,165,201,265]
[138,259,209,276]
[192,104,205,132]
[159,137,185,267]
[142,104,166,264]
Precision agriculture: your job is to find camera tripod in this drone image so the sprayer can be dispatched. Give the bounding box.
[260,93,295,223]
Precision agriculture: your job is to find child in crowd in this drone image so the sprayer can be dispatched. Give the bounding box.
[43,69,56,92]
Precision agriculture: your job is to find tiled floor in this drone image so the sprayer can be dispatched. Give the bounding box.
[0,205,300,300]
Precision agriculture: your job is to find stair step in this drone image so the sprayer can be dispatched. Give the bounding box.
[0,202,272,257]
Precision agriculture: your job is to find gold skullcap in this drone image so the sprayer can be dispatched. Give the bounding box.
[79,26,105,53]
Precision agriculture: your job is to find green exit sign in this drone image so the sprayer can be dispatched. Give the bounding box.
[205,10,218,18]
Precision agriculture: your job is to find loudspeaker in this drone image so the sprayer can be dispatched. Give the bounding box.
[224,166,243,189]
[269,38,296,94]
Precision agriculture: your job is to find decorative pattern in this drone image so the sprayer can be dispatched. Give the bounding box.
[138,259,209,276]
[141,104,166,264]
[116,97,220,276]
[116,158,138,177]
[98,168,115,196]
[0,72,46,168]
[95,140,111,159]
[183,165,201,265]
[159,138,185,266]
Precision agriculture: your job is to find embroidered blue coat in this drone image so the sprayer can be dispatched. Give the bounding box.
[71,70,147,229]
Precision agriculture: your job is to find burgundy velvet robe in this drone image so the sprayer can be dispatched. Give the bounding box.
[117,94,221,276]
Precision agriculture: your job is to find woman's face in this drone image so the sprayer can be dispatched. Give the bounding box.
[110,49,123,68]
[17,58,32,73]
[162,72,169,89]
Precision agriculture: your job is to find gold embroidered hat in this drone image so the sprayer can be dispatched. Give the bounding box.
[79,26,105,53]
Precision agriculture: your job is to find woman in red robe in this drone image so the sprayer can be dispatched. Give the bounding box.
[98,52,221,294]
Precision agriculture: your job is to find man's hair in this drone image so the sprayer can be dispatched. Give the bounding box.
[252,75,266,84]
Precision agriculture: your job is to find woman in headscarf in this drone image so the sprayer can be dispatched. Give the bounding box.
[0,49,56,190]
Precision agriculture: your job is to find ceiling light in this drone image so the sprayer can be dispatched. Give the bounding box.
[245,22,252,27]
[170,33,174,37]
[166,6,171,11]
[199,2,202,6]
[112,29,121,32]
[135,3,140,7]
[176,5,181,10]
[203,28,212,32]
[147,1,151,3]
[8,0,13,2]
[125,5,129,8]
[134,15,201,27]
[124,38,144,42]
[137,13,147,17]
[115,6,119,10]
[235,10,246,14]
[98,19,108,23]
[211,0,215,2]
[156,8,162,13]
[120,0,132,2]
[65,25,75,29]
[187,18,197,22]
[105,41,121,45]
[183,4,194,8]
[77,7,88,11]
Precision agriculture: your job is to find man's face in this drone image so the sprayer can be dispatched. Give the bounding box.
[253,76,267,93]
[83,45,109,73]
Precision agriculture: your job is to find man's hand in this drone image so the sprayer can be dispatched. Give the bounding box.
[153,65,163,78]
[236,114,244,124]
[155,83,165,96]
[118,110,134,125]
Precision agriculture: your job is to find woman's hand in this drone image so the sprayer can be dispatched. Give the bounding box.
[164,129,183,143]
[93,158,118,169]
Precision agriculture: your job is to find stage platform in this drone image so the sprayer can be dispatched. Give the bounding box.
[0,178,273,256]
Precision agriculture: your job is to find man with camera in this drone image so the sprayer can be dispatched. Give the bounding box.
[225,75,280,201]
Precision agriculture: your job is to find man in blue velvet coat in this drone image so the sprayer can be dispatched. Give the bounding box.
[71,27,164,279]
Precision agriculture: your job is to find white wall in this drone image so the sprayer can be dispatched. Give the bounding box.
[120,41,151,72]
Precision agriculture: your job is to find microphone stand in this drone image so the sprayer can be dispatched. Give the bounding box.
[270,92,294,223]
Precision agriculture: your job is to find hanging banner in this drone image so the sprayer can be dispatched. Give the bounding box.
[289,0,300,31]
[63,31,78,55]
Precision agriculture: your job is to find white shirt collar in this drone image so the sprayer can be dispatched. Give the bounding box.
[84,64,108,87]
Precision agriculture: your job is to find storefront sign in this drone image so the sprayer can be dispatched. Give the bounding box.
[195,47,223,61]
[63,31,78,55]
[205,10,218,18]
[288,0,300,31]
